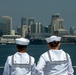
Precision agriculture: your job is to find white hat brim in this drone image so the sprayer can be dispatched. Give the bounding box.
[16,38,30,45]
[46,36,61,43]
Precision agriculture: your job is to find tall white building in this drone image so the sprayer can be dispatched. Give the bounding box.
[21,17,26,37]
[51,13,64,35]
[22,25,28,38]
[36,23,38,33]
[0,16,12,36]
[35,23,43,33]
[53,18,64,31]
[39,23,43,33]
[30,23,43,34]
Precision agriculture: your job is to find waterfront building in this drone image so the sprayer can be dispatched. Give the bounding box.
[0,16,12,36]
[30,23,36,33]
[70,27,76,35]
[30,23,43,34]
[43,26,49,33]
[0,35,21,43]
[28,17,35,26]
[21,17,26,26]
[38,23,43,33]
[62,35,76,43]
[17,25,21,35]
[22,25,28,38]
[48,25,51,33]
[56,29,69,36]
[51,13,64,35]
[30,33,50,40]
[35,23,43,33]
[27,17,35,36]
[21,17,27,37]
[35,23,38,33]
[11,30,15,35]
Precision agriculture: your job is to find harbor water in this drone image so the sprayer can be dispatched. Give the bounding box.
[0,44,76,75]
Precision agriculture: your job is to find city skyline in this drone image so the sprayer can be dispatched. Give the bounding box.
[0,0,76,30]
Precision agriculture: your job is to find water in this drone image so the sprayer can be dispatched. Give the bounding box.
[0,44,76,75]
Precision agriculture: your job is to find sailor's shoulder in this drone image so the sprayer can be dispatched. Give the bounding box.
[40,51,49,60]
[29,55,35,62]
[7,55,13,60]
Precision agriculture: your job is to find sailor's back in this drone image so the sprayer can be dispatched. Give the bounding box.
[36,36,74,75]
[3,52,35,75]
[3,38,36,75]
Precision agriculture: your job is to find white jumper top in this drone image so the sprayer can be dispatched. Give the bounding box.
[36,49,74,75]
[3,52,36,75]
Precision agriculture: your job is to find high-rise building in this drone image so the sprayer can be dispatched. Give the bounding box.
[36,23,43,33]
[21,17,26,26]
[30,24,36,33]
[22,25,28,37]
[28,17,35,26]
[27,17,35,36]
[70,27,76,35]
[0,16,12,36]
[51,13,64,35]
[48,25,51,33]
[17,25,21,35]
[38,23,43,33]
[30,23,43,34]
[21,17,27,37]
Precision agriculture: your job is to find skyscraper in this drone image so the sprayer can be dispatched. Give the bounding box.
[0,16,12,36]
[30,23,43,34]
[28,17,35,26]
[22,25,28,37]
[51,13,64,35]
[21,17,26,26]
[38,23,43,33]
[30,23,36,33]
[27,17,35,36]
[17,25,21,35]
[21,17,27,37]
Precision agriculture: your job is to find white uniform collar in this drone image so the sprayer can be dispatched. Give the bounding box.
[13,52,30,64]
[49,49,67,61]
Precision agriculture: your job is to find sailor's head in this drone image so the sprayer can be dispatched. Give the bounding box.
[45,35,61,48]
[15,38,30,51]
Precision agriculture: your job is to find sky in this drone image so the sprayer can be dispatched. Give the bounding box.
[0,0,76,30]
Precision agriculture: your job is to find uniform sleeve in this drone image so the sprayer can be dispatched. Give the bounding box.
[36,55,46,75]
[3,57,11,75]
[30,57,38,75]
[67,54,74,75]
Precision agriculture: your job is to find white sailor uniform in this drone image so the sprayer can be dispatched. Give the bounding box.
[3,38,36,75]
[3,52,36,75]
[36,49,74,75]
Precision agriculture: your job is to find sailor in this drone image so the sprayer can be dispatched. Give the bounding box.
[3,38,36,75]
[36,36,74,75]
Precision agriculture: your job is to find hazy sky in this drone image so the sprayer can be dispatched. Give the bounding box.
[0,0,76,30]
